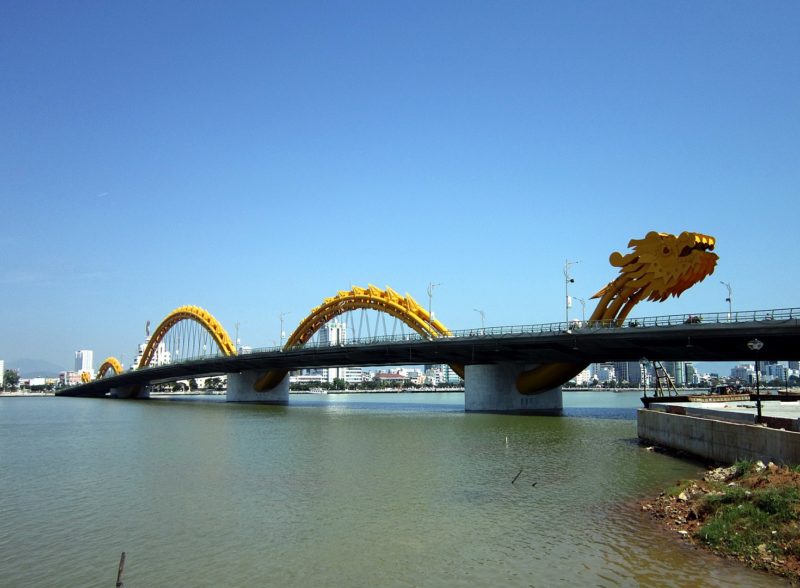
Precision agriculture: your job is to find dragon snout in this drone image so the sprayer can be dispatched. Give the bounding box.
[678,232,716,257]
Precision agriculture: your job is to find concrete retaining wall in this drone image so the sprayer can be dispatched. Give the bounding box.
[638,408,800,465]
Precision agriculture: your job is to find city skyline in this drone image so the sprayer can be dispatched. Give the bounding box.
[2,3,798,369]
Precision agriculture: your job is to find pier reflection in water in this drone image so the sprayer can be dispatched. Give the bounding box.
[0,392,782,587]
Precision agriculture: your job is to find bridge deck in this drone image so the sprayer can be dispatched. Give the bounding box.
[58,319,800,398]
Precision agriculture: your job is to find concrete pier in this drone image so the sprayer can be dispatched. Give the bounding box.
[464,363,562,414]
[226,370,289,404]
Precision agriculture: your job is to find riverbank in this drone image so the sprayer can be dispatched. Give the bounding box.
[642,460,800,582]
[0,391,54,397]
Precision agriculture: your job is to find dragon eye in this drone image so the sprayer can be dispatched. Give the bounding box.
[662,247,671,255]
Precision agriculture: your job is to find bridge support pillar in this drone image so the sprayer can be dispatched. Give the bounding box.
[464,363,562,415]
[110,386,149,399]
[226,370,289,404]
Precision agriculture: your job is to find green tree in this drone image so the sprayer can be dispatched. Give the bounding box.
[3,369,19,390]
[332,378,346,391]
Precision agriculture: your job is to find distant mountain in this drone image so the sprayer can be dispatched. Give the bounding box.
[8,358,68,378]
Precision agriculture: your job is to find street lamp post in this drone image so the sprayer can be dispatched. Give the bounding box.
[279,312,290,348]
[640,357,649,397]
[564,260,579,326]
[720,281,732,320]
[574,297,586,323]
[473,308,485,334]
[427,282,440,326]
[747,338,764,423]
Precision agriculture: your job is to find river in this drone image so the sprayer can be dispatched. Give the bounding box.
[0,392,785,586]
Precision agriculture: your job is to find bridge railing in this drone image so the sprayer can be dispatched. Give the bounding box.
[131,307,800,370]
[262,307,800,351]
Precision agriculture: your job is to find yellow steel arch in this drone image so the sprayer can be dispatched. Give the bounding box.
[287,285,451,346]
[138,305,236,369]
[97,357,124,378]
[254,285,461,391]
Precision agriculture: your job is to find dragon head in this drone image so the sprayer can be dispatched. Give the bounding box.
[519,230,718,396]
[593,231,718,303]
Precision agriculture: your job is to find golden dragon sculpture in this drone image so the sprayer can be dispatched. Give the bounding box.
[516,231,718,395]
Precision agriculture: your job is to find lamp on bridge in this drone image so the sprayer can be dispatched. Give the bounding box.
[747,338,764,423]
[564,259,579,326]
[427,282,441,325]
[574,297,586,323]
[640,357,649,397]
[279,312,290,347]
[473,308,485,335]
[720,281,732,321]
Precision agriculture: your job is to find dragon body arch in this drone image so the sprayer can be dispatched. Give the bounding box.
[137,305,237,369]
[254,285,460,391]
[97,357,124,378]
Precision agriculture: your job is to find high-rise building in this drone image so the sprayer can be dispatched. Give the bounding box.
[0,359,4,388]
[730,364,754,384]
[592,363,616,384]
[319,322,346,346]
[684,362,698,385]
[789,361,799,370]
[661,361,685,387]
[74,350,94,376]
[613,361,642,385]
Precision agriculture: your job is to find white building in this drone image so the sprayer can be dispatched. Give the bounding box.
[573,366,592,386]
[132,338,171,369]
[60,371,83,387]
[424,364,462,385]
[0,359,4,388]
[75,350,94,377]
[323,366,363,384]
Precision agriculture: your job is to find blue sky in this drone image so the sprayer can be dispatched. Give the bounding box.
[2,1,798,371]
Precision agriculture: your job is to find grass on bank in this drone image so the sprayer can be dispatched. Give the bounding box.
[695,461,800,559]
